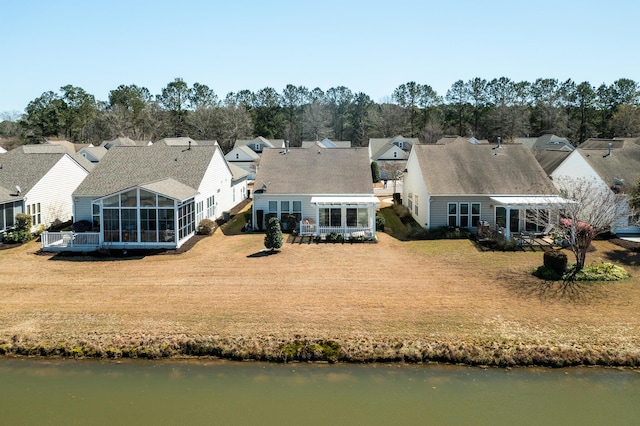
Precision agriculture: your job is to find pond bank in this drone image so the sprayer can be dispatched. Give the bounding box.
[2,335,639,368]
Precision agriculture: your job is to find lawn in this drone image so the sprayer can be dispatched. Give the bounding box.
[1,231,639,365]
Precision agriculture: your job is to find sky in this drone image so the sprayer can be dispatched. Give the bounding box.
[1,0,639,115]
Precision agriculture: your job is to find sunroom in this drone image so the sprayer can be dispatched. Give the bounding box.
[300,196,379,239]
[42,180,202,251]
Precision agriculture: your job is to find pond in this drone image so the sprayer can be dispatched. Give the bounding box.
[1,359,638,425]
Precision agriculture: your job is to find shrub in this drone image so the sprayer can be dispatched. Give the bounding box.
[264,217,283,251]
[326,232,344,243]
[371,161,380,183]
[572,262,630,281]
[285,215,298,233]
[392,192,402,205]
[196,218,216,235]
[376,215,385,231]
[543,250,568,274]
[426,226,472,240]
[3,213,33,243]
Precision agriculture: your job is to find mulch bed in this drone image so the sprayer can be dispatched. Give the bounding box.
[609,237,640,252]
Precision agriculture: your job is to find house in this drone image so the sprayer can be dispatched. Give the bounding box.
[251,147,379,239]
[300,138,351,148]
[41,145,248,251]
[368,135,419,180]
[0,145,90,238]
[154,137,218,147]
[44,139,88,154]
[576,138,640,235]
[224,145,261,180]
[101,136,152,149]
[223,137,286,180]
[77,146,108,163]
[519,134,574,152]
[402,136,563,239]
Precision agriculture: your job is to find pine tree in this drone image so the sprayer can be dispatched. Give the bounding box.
[264,217,283,251]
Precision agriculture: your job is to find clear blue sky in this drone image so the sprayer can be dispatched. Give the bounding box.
[1,0,638,115]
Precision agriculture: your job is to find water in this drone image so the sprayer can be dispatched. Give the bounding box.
[1,359,639,425]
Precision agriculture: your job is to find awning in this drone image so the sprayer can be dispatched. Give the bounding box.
[490,196,575,207]
[310,196,380,205]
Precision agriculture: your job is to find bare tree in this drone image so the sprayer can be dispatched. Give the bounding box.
[531,176,630,273]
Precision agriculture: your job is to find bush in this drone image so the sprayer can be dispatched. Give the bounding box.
[376,215,385,232]
[426,226,472,240]
[3,213,33,243]
[326,232,344,243]
[543,250,568,274]
[196,218,216,235]
[572,262,630,281]
[264,217,283,251]
[371,161,380,183]
[392,193,402,205]
[285,215,298,233]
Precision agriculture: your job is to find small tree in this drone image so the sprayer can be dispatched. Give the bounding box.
[264,217,283,251]
[3,213,33,243]
[529,177,630,274]
[370,161,380,183]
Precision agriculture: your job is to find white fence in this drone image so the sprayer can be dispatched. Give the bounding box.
[299,223,373,239]
[41,231,100,252]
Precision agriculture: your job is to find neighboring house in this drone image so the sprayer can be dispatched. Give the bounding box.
[78,146,108,163]
[41,145,247,251]
[369,135,419,180]
[44,139,88,154]
[224,137,286,180]
[154,137,218,147]
[234,136,284,153]
[577,138,640,235]
[251,147,379,239]
[402,136,562,239]
[101,136,152,149]
[224,145,261,180]
[519,134,574,151]
[0,145,90,238]
[300,138,351,148]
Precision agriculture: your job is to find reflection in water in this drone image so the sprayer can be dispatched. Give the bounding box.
[0,359,639,425]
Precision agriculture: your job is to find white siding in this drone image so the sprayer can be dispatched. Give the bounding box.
[252,194,314,229]
[197,148,236,219]
[376,145,409,161]
[429,196,493,229]
[551,151,603,183]
[25,155,88,228]
[402,150,430,228]
[73,196,95,222]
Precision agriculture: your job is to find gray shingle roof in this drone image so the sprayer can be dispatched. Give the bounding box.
[254,147,372,194]
[533,149,573,175]
[74,145,220,197]
[413,137,558,195]
[0,147,67,202]
[577,140,640,193]
[154,137,219,147]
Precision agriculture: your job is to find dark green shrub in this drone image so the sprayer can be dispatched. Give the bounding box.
[371,161,380,183]
[326,232,344,243]
[544,250,568,274]
[3,213,33,243]
[264,217,283,251]
[392,192,402,204]
[196,218,216,235]
[376,215,385,231]
[285,215,298,233]
[426,226,472,240]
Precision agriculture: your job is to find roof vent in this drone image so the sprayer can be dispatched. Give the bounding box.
[15,185,21,194]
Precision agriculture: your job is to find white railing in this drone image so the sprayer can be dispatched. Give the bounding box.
[41,231,100,251]
[299,222,373,239]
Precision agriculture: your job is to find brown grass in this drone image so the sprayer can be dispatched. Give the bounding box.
[1,233,639,366]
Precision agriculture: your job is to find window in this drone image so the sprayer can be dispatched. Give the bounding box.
[320,208,341,227]
[0,202,16,231]
[121,209,137,242]
[178,199,195,240]
[268,201,277,213]
[448,202,481,228]
[235,153,239,159]
[196,200,204,223]
[140,209,157,242]
[414,195,418,215]
[407,193,413,212]
[103,209,120,242]
[280,201,290,224]
[26,203,41,226]
[526,209,549,233]
[393,151,398,158]
[92,203,100,231]
[206,196,215,218]
[448,203,457,227]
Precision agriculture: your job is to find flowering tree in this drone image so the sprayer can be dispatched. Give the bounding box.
[529,177,630,273]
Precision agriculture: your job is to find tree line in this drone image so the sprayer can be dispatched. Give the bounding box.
[3,77,639,153]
